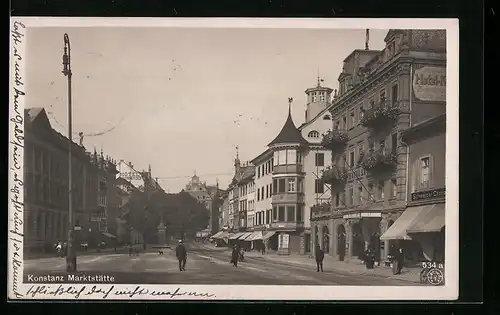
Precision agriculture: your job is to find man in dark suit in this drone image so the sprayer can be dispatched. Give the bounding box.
[175,240,187,271]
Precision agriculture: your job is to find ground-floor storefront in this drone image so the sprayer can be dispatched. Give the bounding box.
[311,209,407,263]
[381,201,445,263]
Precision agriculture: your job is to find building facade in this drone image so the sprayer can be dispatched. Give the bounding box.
[250,149,274,234]
[310,29,447,263]
[238,166,255,230]
[23,108,119,253]
[184,173,217,232]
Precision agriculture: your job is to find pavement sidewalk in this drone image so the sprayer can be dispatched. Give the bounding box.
[24,246,129,260]
[252,253,421,283]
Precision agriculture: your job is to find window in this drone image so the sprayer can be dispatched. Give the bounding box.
[368,140,374,151]
[319,93,326,102]
[278,178,286,193]
[369,97,375,108]
[380,89,386,102]
[368,182,374,200]
[312,92,317,102]
[420,157,430,189]
[278,150,287,165]
[257,189,260,201]
[287,206,295,222]
[278,206,285,221]
[342,116,347,129]
[261,187,264,199]
[273,151,279,166]
[266,185,269,198]
[335,120,340,130]
[359,106,365,121]
[315,179,324,194]
[391,84,398,104]
[335,192,340,207]
[391,133,398,153]
[357,185,363,204]
[273,179,277,194]
[391,178,397,198]
[378,181,385,200]
[308,130,320,138]
[350,112,356,127]
[257,166,260,179]
[297,178,303,192]
[315,153,325,166]
[348,186,354,205]
[287,150,296,165]
[380,140,386,153]
[357,142,364,164]
[296,151,303,165]
[288,178,296,192]
[273,206,277,220]
[296,205,303,222]
[323,115,331,120]
[349,150,355,167]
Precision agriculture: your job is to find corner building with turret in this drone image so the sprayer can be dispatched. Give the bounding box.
[310,29,447,264]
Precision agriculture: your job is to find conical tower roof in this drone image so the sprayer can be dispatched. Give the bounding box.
[268,102,308,146]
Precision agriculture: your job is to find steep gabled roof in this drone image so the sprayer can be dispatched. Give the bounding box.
[268,107,307,146]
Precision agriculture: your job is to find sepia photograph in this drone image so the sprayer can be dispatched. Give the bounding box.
[9,18,459,300]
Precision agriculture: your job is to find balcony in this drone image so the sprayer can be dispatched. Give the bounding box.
[272,192,305,204]
[360,100,401,130]
[311,202,331,218]
[273,164,303,174]
[359,148,397,176]
[320,129,349,153]
[320,166,348,191]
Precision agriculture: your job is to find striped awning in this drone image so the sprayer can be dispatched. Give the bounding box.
[407,203,445,233]
[380,205,432,241]
[238,232,253,241]
[229,232,244,240]
[211,231,225,239]
[262,231,276,240]
[247,231,264,241]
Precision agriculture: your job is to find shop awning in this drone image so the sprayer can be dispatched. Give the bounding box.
[101,232,116,239]
[407,203,446,233]
[262,231,276,240]
[211,231,225,239]
[380,205,433,241]
[247,231,263,241]
[229,232,244,240]
[238,232,254,241]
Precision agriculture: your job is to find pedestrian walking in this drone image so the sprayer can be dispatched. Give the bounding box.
[394,247,404,275]
[315,245,324,272]
[230,245,239,267]
[175,240,187,271]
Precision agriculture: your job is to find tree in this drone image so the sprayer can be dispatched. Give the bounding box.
[122,189,209,243]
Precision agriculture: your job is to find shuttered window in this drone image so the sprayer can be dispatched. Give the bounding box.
[412,155,435,192]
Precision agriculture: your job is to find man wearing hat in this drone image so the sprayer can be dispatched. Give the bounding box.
[175,239,188,271]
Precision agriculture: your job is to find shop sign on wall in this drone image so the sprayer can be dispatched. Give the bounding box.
[413,66,446,102]
[411,188,445,201]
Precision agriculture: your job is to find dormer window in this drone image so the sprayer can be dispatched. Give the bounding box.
[323,115,331,120]
[312,92,317,102]
[308,130,320,138]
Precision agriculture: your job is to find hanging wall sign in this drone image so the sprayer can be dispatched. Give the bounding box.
[413,66,446,102]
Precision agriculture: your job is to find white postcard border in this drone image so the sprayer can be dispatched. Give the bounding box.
[8,17,459,301]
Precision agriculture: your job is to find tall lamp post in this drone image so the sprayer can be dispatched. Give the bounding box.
[62,33,77,272]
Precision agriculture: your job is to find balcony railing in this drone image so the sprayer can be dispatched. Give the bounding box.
[359,148,397,175]
[320,129,349,152]
[360,100,401,130]
[320,165,348,190]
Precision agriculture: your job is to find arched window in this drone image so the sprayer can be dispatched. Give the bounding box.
[308,130,320,138]
[323,115,331,120]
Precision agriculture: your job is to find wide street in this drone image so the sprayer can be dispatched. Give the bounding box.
[24,243,419,286]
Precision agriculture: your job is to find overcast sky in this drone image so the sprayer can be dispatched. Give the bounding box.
[26,26,388,192]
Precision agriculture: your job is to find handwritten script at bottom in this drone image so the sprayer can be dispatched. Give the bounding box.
[26,285,216,299]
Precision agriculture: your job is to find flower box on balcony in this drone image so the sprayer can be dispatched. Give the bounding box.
[320,129,349,151]
[360,101,401,129]
[320,166,348,189]
[311,202,331,214]
[359,149,397,175]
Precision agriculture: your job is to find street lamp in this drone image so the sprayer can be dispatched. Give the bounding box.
[62,33,76,272]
